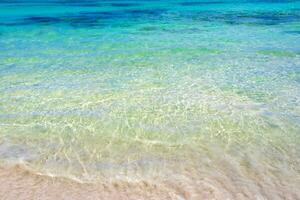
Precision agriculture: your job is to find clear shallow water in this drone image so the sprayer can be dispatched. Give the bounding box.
[0,0,300,199]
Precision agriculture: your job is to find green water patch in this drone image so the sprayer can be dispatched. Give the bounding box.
[2,57,42,65]
[59,69,94,76]
[139,26,161,32]
[93,47,224,67]
[239,90,273,102]
[287,71,300,83]
[250,75,276,83]
[134,47,223,59]
[168,47,223,55]
[221,86,275,103]
[284,22,300,30]
[257,50,300,58]
[251,72,300,83]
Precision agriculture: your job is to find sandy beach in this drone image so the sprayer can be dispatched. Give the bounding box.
[1,161,299,200]
[0,165,177,200]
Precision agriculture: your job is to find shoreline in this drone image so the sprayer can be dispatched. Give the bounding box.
[0,164,179,200]
[1,163,299,200]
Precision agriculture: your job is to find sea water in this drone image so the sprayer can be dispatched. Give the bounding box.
[0,0,299,199]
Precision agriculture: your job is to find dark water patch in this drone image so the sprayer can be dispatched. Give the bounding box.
[139,26,205,34]
[67,18,102,28]
[284,30,300,35]
[180,1,225,6]
[178,0,300,6]
[25,16,61,24]
[61,3,104,7]
[3,6,299,27]
[0,0,154,7]
[0,0,104,7]
[0,17,61,26]
[251,0,300,3]
[184,10,300,26]
[51,0,106,7]
[139,26,160,31]
[226,12,300,26]
[110,3,140,7]
[77,11,125,20]
[127,8,167,16]
[164,27,205,34]
[0,8,168,27]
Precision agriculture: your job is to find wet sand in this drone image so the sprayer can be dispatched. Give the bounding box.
[1,163,299,200]
[0,165,177,200]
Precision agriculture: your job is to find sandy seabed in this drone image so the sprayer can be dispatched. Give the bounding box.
[0,164,299,200]
[0,165,176,200]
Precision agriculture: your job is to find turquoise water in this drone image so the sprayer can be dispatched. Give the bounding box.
[0,0,300,198]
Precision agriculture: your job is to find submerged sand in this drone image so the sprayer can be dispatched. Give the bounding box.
[0,164,299,200]
[0,165,175,200]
